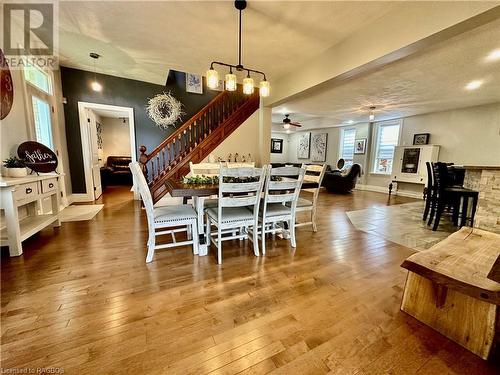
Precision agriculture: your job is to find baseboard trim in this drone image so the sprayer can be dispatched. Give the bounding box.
[355,184,423,199]
[69,193,94,203]
[355,184,388,194]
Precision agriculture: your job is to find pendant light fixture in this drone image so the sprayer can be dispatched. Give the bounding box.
[206,0,269,97]
[90,53,102,92]
[369,106,376,121]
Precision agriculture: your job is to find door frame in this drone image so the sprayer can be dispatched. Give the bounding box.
[77,101,137,201]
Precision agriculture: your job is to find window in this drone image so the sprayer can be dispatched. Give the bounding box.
[32,96,54,149]
[24,66,51,94]
[372,121,401,174]
[24,67,55,150]
[339,128,356,167]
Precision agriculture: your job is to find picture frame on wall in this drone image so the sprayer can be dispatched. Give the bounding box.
[413,133,430,145]
[270,138,283,154]
[354,138,366,154]
[297,132,311,159]
[185,73,203,94]
[211,79,224,92]
[310,133,328,162]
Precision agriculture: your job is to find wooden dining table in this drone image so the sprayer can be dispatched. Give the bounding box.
[164,178,319,256]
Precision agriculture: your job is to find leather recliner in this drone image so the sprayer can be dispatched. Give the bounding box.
[322,164,361,193]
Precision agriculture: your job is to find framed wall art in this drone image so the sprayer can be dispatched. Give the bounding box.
[297,132,311,159]
[310,133,328,162]
[185,73,203,94]
[413,133,430,145]
[354,138,367,154]
[271,138,283,154]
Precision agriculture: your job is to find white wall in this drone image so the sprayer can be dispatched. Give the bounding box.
[205,111,261,164]
[400,103,500,165]
[270,133,289,163]
[270,103,500,196]
[1,69,30,164]
[286,127,341,167]
[365,102,500,190]
[100,117,132,164]
[1,68,72,199]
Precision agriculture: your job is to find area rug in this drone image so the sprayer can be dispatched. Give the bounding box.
[346,202,457,251]
[60,204,104,222]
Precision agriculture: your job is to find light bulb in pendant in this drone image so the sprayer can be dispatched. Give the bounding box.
[243,76,254,95]
[225,72,237,91]
[91,81,102,92]
[206,68,219,89]
[259,80,270,97]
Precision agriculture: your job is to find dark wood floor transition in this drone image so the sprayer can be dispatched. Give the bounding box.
[1,187,499,374]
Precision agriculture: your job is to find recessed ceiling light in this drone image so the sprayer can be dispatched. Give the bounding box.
[465,80,483,90]
[486,49,500,62]
[347,120,354,124]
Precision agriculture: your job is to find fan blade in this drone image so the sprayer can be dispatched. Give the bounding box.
[290,123,302,127]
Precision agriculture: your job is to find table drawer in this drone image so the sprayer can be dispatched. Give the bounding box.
[41,178,58,194]
[13,182,39,201]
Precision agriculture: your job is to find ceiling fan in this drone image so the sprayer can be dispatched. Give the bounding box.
[282,114,301,129]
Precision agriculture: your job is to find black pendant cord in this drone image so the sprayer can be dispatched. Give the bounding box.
[209,0,268,82]
[238,8,242,68]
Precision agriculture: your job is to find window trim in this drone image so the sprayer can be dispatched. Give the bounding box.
[22,66,56,144]
[338,127,356,167]
[370,120,402,175]
[24,65,53,95]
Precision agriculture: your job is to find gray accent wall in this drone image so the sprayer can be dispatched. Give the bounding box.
[60,67,218,193]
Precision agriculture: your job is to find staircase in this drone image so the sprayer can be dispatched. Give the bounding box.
[138,89,260,203]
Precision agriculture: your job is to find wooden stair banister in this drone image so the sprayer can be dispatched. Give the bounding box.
[139,89,260,203]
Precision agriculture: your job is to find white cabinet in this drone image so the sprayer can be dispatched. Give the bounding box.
[391,145,440,187]
[0,173,61,257]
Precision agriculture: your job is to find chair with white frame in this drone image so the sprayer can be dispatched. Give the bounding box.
[227,162,255,168]
[259,165,306,255]
[189,162,223,177]
[287,164,327,232]
[205,166,265,264]
[130,162,199,263]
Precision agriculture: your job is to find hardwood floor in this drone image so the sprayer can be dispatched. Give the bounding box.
[1,186,499,374]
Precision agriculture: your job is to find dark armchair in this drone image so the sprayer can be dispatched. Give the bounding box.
[322,164,361,193]
[101,156,133,187]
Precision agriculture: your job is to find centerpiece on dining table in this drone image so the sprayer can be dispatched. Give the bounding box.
[182,175,282,185]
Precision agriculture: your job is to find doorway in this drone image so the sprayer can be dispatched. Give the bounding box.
[77,102,136,201]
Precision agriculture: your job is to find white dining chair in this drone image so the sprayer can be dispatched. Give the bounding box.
[259,165,306,255]
[130,162,199,263]
[287,163,327,231]
[205,166,265,264]
[227,162,255,168]
[189,162,223,177]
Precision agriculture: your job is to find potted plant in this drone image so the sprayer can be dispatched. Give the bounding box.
[3,157,28,177]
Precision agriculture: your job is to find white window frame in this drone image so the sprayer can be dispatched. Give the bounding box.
[23,66,56,144]
[21,66,69,206]
[371,120,402,175]
[338,127,356,167]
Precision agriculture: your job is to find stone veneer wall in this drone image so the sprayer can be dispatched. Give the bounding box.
[464,170,500,234]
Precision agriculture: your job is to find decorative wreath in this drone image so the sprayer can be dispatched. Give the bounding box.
[147,92,184,129]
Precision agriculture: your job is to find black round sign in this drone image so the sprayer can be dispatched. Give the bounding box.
[17,141,58,173]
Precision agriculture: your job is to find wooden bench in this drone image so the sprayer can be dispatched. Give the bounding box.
[400,227,500,360]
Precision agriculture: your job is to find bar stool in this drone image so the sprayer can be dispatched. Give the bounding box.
[430,162,479,231]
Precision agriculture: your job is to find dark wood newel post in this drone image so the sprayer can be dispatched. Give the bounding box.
[138,145,149,182]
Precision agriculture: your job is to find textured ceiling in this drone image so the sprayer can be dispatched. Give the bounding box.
[272,18,500,130]
[57,1,398,84]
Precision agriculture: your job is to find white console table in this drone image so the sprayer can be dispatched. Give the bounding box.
[0,173,61,257]
[389,145,440,197]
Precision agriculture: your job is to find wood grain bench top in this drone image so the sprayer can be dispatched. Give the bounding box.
[401,227,500,305]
